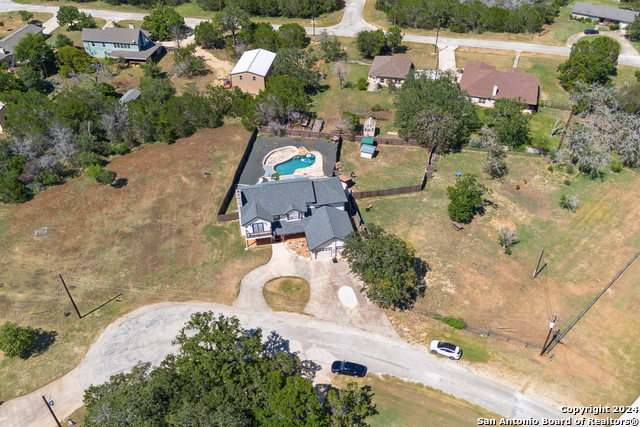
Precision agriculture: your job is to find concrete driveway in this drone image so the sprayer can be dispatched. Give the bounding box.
[566,30,640,56]
[0,302,569,427]
[234,243,397,336]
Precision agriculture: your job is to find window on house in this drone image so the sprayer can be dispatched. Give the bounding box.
[288,211,299,221]
[102,43,106,47]
[252,76,257,81]
[253,223,264,232]
[239,75,243,80]
[91,42,95,46]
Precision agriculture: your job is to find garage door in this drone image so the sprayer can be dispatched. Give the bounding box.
[315,248,333,259]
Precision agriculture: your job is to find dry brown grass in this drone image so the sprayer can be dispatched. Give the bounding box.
[263,276,310,313]
[0,126,271,400]
[456,47,516,71]
[0,12,53,38]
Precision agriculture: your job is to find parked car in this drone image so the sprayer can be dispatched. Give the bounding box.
[223,80,232,89]
[584,29,600,35]
[331,360,367,377]
[430,340,462,360]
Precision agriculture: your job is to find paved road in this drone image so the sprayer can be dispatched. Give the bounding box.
[0,302,567,427]
[3,0,640,66]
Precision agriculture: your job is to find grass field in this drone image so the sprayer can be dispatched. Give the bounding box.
[0,12,52,38]
[49,19,107,47]
[331,374,505,426]
[0,126,271,400]
[263,276,310,313]
[338,141,430,191]
[517,53,570,107]
[456,47,516,71]
[359,149,640,407]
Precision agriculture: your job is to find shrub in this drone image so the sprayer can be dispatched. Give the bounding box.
[564,179,571,186]
[611,159,623,172]
[548,165,554,172]
[434,314,466,329]
[610,24,620,30]
[559,194,579,211]
[0,321,37,358]
[371,104,383,111]
[97,170,117,185]
[85,164,102,179]
[565,164,575,174]
[505,247,512,255]
[468,137,482,148]
[357,77,367,91]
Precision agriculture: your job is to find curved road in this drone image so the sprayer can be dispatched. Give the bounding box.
[0,302,566,427]
[2,0,640,66]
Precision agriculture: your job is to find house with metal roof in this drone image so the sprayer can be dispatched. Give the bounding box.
[236,177,354,259]
[230,48,277,96]
[459,62,540,110]
[119,89,141,104]
[81,26,162,62]
[0,24,43,65]
[571,2,639,27]
[367,56,414,91]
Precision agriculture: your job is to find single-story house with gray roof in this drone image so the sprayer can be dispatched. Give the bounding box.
[236,177,354,259]
[81,26,162,61]
[571,2,639,27]
[0,24,43,66]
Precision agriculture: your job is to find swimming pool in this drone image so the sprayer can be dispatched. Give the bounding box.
[274,154,316,175]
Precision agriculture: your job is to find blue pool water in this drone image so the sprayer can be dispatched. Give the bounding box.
[274,154,316,175]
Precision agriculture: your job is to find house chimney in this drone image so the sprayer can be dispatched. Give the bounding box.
[492,84,498,97]
[129,23,135,29]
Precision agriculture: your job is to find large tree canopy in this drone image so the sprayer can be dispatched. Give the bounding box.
[557,37,620,90]
[394,70,479,149]
[84,312,376,426]
[142,6,185,41]
[487,97,531,147]
[446,174,492,223]
[342,224,421,309]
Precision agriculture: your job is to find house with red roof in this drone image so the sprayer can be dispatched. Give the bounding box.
[459,62,540,111]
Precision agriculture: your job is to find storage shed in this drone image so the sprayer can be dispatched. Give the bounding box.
[363,117,376,137]
[360,137,376,159]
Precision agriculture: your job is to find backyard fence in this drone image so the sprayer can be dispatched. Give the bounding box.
[541,100,572,111]
[216,128,258,222]
[351,146,437,200]
[257,127,420,147]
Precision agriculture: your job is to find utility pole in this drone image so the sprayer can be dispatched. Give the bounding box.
[540,314,557,356]
[434,18,441,53]
[394,0,398,26]
[219,0,221,11]
[533,248,545,278]
[59,274,81,319]
[42,396,62,427]
[539,4,548,37]
[312,0,316,43]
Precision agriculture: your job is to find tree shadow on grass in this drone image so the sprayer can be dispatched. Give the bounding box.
[111,178,128,188]
[21,329,58,360]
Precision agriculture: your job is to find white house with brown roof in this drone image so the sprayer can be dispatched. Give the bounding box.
[231,48,276,96]
[367,56,414,91]
[459,62,540,110]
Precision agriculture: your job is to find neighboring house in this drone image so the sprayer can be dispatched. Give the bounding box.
[230,48,276,96]
[236,177,354,259]
[571,2,639,27]
[0,24,43,66]
[119,89,141,104]
[360,137,376,159]
[459,62,540,110]
[81,26,162,62]
[367,56,414,90]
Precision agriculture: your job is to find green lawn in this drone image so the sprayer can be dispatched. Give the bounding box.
[338,141,430,191]
[49,20,107,47]
[332,374,504,426]
[517,53,570,107]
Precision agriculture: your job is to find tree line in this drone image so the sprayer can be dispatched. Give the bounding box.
[83,312,376,426]
[374,0,570,34]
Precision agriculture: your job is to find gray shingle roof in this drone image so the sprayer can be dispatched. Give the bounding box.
[81,28,152,44]
[571,2,639,23]
[240,178,315,217]
[0,25,43,59]
[304,206,354,250]
[312,177,348,206]
[368,56,414,79]
[240,201,274,226]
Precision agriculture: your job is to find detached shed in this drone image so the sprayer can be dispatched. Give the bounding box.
[360,137,376,159]
[363,117,376,137]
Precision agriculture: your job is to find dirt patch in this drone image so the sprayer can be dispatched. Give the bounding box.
[0,126,271,400]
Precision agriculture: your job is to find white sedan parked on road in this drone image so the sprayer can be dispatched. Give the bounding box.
[430,340,462,360]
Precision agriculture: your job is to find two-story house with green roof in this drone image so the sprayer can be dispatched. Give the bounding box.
[236,177,354,260]
[81,26,161,62]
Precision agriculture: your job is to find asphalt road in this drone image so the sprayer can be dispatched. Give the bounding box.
[3,0,640,65]
[0,302,567,427]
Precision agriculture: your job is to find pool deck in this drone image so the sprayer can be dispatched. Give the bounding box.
[238,135,338,186]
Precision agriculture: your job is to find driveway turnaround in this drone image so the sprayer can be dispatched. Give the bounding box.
[0,302,567,427]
